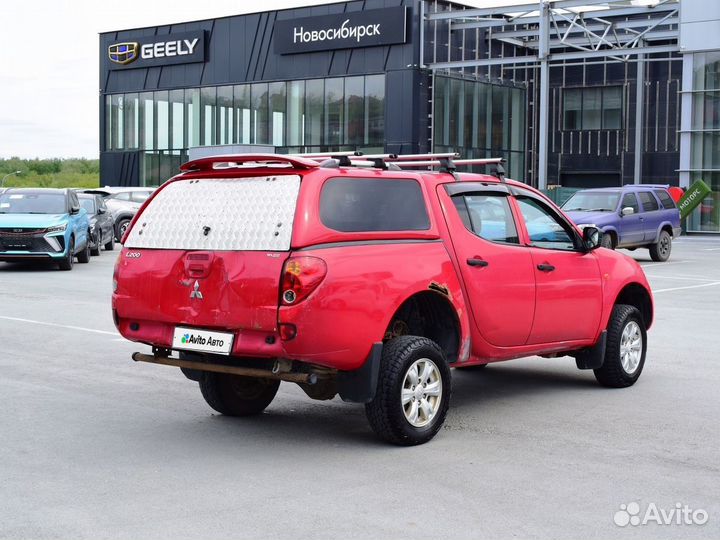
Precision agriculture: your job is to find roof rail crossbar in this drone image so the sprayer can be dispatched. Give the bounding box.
[386,152,460,162]
[393,157,505,168]
[180,154,320,172]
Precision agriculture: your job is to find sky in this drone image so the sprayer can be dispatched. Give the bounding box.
[0,0,533,159]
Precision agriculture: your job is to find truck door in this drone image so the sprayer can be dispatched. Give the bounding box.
[438,183,535,347]
[514,193,603,344]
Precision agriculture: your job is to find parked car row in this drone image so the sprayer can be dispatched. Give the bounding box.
[561,185,681,262]
[0,188,93,270]
[81,187,155,241]
[0,185,155,270]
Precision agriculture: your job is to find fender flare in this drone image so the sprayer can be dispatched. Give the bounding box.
[650,221,675,243]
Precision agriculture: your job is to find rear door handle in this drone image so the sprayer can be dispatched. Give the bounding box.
[537,263,555,272]
[466,258,489,268]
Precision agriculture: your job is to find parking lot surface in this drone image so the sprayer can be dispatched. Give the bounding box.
[1,238,719,540]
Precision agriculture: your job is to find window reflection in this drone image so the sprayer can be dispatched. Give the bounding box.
[105,75,387,184]
[433,75,526,181]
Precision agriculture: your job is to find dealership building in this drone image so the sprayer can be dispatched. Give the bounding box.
[100,0,719,232]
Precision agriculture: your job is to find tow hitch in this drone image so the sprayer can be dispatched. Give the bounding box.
[131,352,319,384]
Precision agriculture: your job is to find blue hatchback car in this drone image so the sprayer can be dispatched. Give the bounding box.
[562,185,681,262]
[0,188,92,270]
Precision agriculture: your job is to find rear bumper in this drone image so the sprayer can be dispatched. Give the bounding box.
[672,226,682,238]
[113,308,381,381]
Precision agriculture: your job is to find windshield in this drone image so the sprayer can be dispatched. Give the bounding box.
[0,192,66,214]
[562,191,620,212]
[79,198,96,214]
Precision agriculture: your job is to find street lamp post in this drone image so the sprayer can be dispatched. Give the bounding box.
[0,170,22,188]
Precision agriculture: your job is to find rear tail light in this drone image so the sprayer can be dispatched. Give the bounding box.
[281,256,327,305]
[112,255,120,292]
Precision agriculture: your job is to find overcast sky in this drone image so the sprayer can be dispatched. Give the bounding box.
[0,0,524,159]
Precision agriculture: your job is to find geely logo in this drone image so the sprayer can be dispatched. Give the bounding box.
[108,42,139,65]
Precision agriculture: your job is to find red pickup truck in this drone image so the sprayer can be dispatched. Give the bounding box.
[113,153,653,445]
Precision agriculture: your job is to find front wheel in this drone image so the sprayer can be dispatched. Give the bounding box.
[594,304,647,388]
[600,232,614,249]
[365,336,451,446]
[649,230,672,262]
[199,372,280,416]
[77,238,91,263]
[57,238,74,271]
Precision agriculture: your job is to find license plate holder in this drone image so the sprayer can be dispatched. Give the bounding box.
[172,326,234,355]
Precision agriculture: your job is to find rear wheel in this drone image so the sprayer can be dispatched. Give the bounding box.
[104,232,115,251]
[649,230,672,262]
[90,232,101,256]
[594,304,647,388]
[57,238,74,271]
[365,336,451,446]
[199,372,280,416]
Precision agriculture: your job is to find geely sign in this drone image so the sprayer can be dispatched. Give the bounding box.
[274,7,408,54]
[108,42,139,65]
[107,30,206,70]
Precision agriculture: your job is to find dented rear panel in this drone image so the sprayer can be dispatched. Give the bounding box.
[114,175,301,350]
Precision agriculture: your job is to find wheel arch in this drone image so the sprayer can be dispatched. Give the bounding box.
[614,282,653,329]
[651,221,674,243]
[602,227,618,246]
[383,290,464,363]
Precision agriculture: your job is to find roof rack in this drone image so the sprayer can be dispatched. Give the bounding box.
[180,152,507,179]
[621,183,670,189]
[287,151,505,174]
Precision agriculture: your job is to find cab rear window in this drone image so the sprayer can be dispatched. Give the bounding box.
[320,178,430,232]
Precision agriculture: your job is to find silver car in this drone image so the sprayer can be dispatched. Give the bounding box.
[83,187,155,241]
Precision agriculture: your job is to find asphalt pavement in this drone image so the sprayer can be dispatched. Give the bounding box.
[1,238,719,540]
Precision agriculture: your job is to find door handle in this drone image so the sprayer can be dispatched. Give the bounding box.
[537,263,555,272]
[466,258,489,268]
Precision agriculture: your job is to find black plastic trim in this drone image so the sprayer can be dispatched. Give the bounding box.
[444,182,511,196]
[574,331,607,370]
[298,239,441,251]
[337,342,383,403]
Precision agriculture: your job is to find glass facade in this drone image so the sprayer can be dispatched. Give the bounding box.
[688,51,720,232]
[433,75,526,181]
[104,75,386,185]
[563,87,622,131]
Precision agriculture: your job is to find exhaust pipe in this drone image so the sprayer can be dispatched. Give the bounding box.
[132,352,317,384]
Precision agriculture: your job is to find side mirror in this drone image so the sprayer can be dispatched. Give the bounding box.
[98,207,106,214]
[70,205,80,215]
[621,206,634,216]
[582,226,602,251]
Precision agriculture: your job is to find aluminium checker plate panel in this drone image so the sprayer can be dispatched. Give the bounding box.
[123,175,300,251]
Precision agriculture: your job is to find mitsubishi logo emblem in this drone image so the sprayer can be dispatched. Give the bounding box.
[189,280,203,300]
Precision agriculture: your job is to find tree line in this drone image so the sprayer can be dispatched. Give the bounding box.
[0,158,100,188]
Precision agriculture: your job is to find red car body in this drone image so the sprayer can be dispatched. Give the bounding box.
[112,154,653,444]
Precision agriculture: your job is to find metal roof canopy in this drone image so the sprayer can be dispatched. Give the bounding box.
[422,0,681,189]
